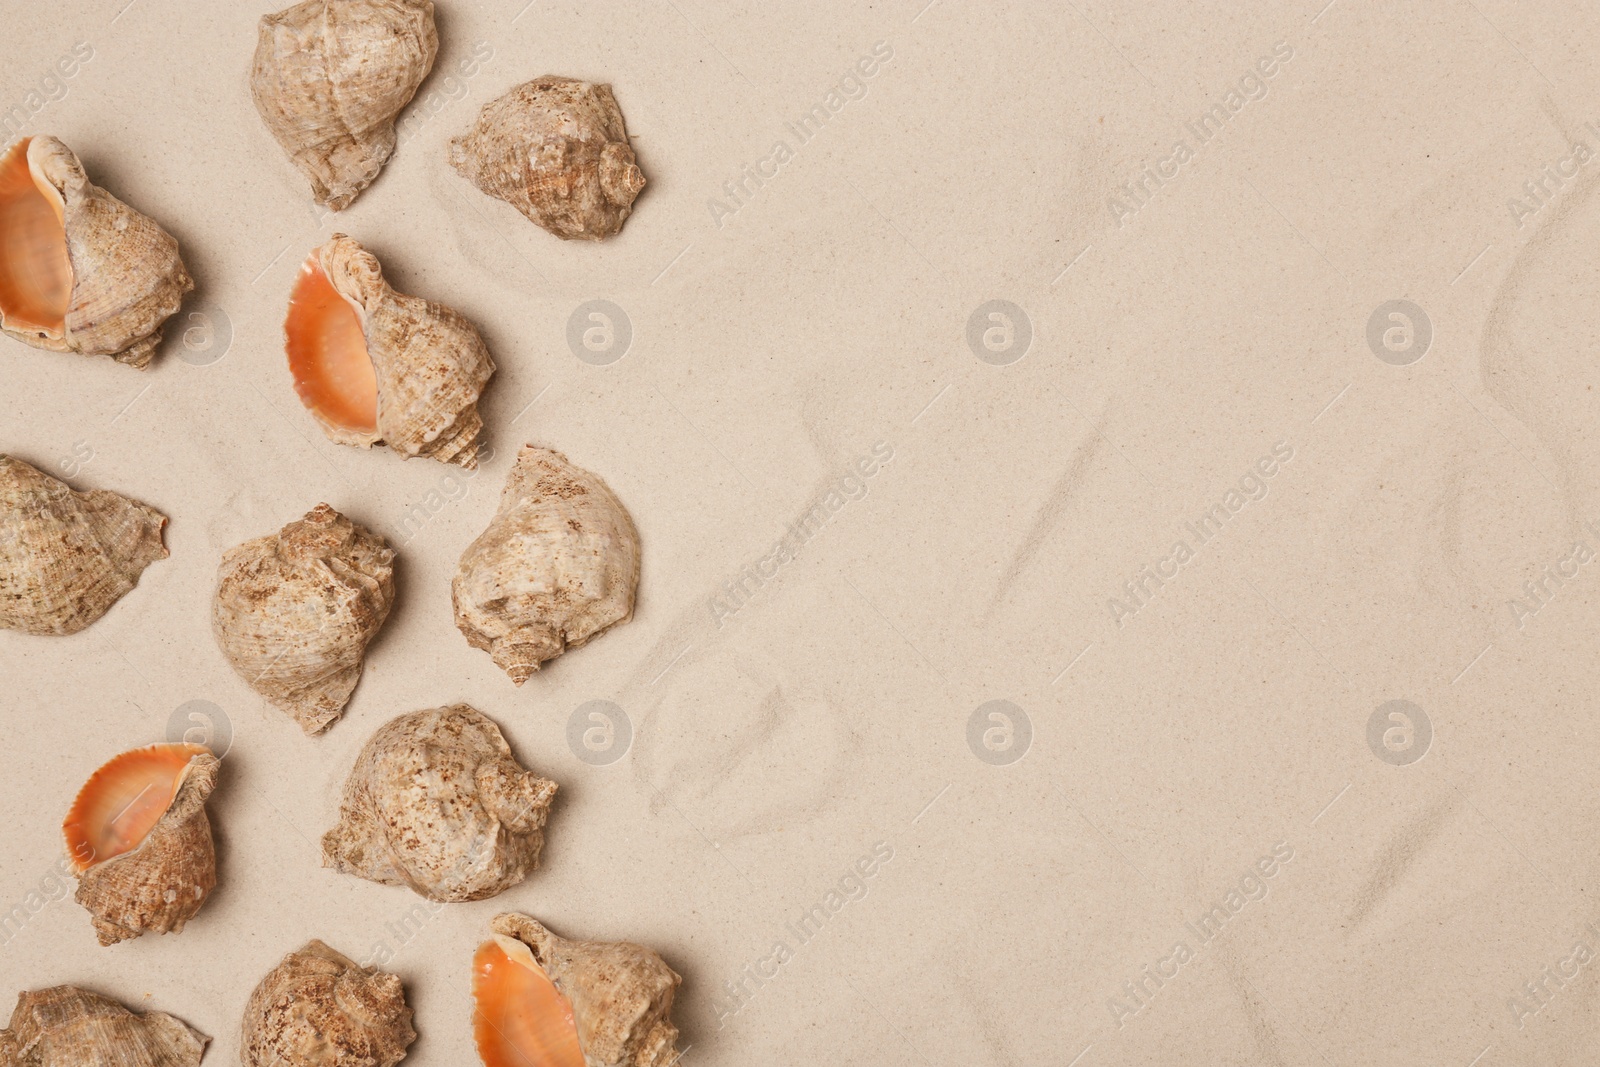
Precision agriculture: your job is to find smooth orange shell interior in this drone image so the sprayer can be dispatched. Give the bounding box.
[285,253,378,433]
[0,137,72,335]
[473,937,586,1067]
[62,743,209,872]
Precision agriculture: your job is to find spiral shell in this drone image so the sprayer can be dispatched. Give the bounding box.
[63,743,219,946]
[212,504,395,734]
[0,986,207,1067]
[323,704,558,902]
[0,455,167,636]
[453,446,640,684]
[448,77,646,241]
[0,136,192,368]
[251,0,438,210]
[242,940,415,1067]
[285,234,494,468]
[473,914,680,1067]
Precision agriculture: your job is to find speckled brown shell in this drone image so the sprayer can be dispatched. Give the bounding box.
[0,136,193,368]
[295,234,494,467]
[323,704,558,902]
[448,76,646,241]
[491,914,681,1067]
[212,504,395,734]
[452,446,640,684]
[0,986,207,1067]
[68,748,220,946]
[0,455,167,636]
[241,940,415,1067]
[251,0,438,210]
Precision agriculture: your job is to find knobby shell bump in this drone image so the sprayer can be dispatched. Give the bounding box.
[212,504,395,735]
[242,940,415,1067]
[251,0,438,210]
[0,136,192,368]
[285,234,494,467]
[453,446,640,684]
[323,704,558,902]
[62,743,219,946]
[473,914,681,1067]
[0,455,167,636]
[0,986,207,1067]
[449,76,646,241]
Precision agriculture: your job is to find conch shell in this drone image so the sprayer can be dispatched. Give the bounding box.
[0,986,207,1066]
[453,446,640,684]
[0,136,193,368]
[323,704,558,902]
[285,234,493,467]
[212,504,395,734]
[473,914,681,1067]
[0,455,167,636]
[242,940,415,1067]
[448,77,646,241]
[62,743,219,946]
[251,0,438,210]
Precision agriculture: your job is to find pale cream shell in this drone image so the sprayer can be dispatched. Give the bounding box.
[491,913,681,1067]
[299,233,495,468]
[212,504,395,734]
[448,76,646,241]
[70,750,219,946]
[251,0,438,210]
[0,136,193,368]
[453,446,640,684]
[0,986,207,1067]
[241,940,415,1067]
[323,704,558,902]
[0,455,167,636]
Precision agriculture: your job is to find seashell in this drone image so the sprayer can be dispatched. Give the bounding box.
[285,233,494,467]
[251,0,438,211]
[0,455,167,636]
[323,703,558,902]
[0,986,207,1066]
[453,446,640,684]
[62,743,219,946]
[448,76,646,241]
[473,913,681,1067]
[242,940,416,1067]
[213,504,395,735]
[0,136,192,368]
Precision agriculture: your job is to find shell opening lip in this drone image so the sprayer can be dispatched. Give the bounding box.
[0,136,72,337]
[286,251,378,433]
[62,742,211,873]
[472,935,586,1067]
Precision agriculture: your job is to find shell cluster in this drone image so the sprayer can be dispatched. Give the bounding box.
[212,504,395,734]
[0,455,167,636]
[454,446,641,684]
[0,136,192,368]
[1,5,683,1064]
[324,704,559,902]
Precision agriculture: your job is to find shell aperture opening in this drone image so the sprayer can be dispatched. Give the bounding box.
[286,251,378,433]
[472,935,585,1067]
[63,743,211,872]
[0,137,71,337]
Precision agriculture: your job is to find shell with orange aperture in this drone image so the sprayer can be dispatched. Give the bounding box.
[0,136,192,368]
[284,234,494,468]
[62,743,219,946]
[473,914,680,1067]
